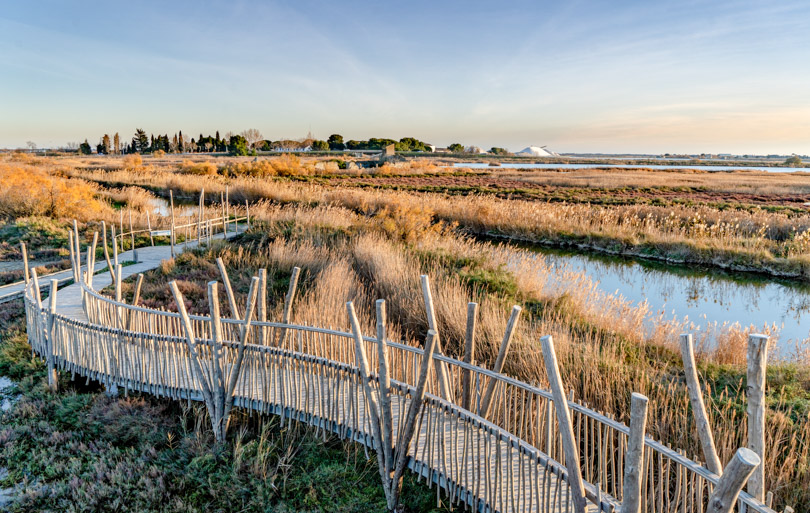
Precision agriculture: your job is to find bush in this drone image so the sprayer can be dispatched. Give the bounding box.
[178,160,218,176]
[153,149,166,157]
[221,160,276,178]
[122,154,143,172]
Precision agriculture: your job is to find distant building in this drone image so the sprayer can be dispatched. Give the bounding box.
[383,144,396,156]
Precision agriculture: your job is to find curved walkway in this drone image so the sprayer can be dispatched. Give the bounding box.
[22,235,774,513]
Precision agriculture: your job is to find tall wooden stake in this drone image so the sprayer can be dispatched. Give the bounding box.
[207,281,226,440]
[540,335,586,513]
[112,224,119,267]
[278,267,300,346]
[747,334,769,500]
[461,302,478,411]
[679,333,722,475]
[622,393,649,513]
[101,221,115,284]
[47,279,59,391]
[216,257,240,318]
[419,274,453,402]
[258,268,267,344]
[376,299,394,477]
[708,448,761,513]
[20,242,30,284]
[479,305,522,416]
[170,190,176,257]
[132,273,144,306]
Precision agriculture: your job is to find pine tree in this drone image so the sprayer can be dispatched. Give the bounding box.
[101,134,111,154]
[113,133,120,154]
[179,131,185,153]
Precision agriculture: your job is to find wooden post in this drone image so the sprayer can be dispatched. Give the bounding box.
[119,210,124,251]
[101,221,115,283]
[622,393,649,513]
[216,257,240,318]
[347,302,392,505]
[207,281,226,441]
[30,269,43,358]
[747,333,769,500]
[245,199,250,228]
[278,267,300,346]
[220,191,225,235]
[146,209,154,246]
[461,302,478,411]
[20,242,30,284]
[258,268,267,344]
[222,275,260,431]
[198,188,204,244]
[47,279,59,391]
[132,273,144,306]
[708,448,761,513]
[390,329,438,509]
[170,281,218,435]
[72,220,81,273]
[419,274,453,402]
[679,333,722,474]
[225,186,229,234]
[85,232,98,289]
[540,335,587,513]
[170,190,176,258]
[479,305,522,416]
[112,224,119,267]
[128,207,136,262]
[376,299,394,476]
[115,265,123,302]
[68,231,78,283]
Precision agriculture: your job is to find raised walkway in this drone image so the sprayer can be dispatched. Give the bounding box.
[20,228,775,513]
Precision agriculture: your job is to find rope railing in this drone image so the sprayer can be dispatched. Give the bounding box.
[23,268,777,513]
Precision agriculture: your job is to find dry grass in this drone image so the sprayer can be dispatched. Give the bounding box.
[117,200,809,509]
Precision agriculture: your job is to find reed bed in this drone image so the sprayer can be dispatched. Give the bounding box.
[109,200,810,510]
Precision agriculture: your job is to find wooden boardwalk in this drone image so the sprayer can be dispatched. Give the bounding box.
[20,222,776,513]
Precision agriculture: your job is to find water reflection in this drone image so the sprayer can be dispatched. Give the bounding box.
[529,246,810,355]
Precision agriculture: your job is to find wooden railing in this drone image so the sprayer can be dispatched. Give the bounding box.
[22,274,778,513]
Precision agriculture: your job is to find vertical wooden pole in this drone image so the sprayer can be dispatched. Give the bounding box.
[20,242,30,284]
[146,208,154,246]
[347,302,392,504]
[278,267,301,346]
[258,268,267,344]
[128,207,136,261]
[679,333,722,475]
[115,265,123,302]
[101,221,115,283]
[391,329,438,509]
[220,191,225,235]
[225,186,229,233]
[622,393,649,513]
[86,232,98,288]
[222,275,260,430]
[30,269,43,358]
[479,305,522,416]
[72,219,81,271]
[198,188,204,244]
[540,335,586,513]
[112,224,119,267]
[246,200,250,228]
[419,274,453,402]
[170,190,176,258]
[68,231,78,282]
[207,281,226,441]
[708,448,761,513]
[747,333,769,500]
[170,281,217,432]
[461,302,478,411]
[47,279,59,391]
[119,210,124,251]
[376,299,394,476]
[132,273,144,306]
[216,257,240,318]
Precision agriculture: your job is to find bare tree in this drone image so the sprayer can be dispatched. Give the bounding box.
[241,128,263,151]
[204,141,213,152]
[26,141,37,152]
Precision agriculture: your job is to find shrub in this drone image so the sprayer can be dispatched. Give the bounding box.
[178,160,218,176]
[221,160,276,178]
[122,154,143,172]
[153,149,166,157]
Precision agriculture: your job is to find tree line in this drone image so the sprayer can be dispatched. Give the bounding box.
[78,130,513,156]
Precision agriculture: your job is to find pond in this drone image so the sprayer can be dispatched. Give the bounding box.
[454,162,809,173]
[525,244,810,358]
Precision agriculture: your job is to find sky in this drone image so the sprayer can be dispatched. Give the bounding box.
[1,0,809,154]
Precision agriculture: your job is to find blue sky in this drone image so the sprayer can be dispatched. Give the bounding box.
[1,0,809,154]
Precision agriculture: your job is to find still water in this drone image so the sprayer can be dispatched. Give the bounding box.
[454,162,809,173]
[527,245,810,357]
